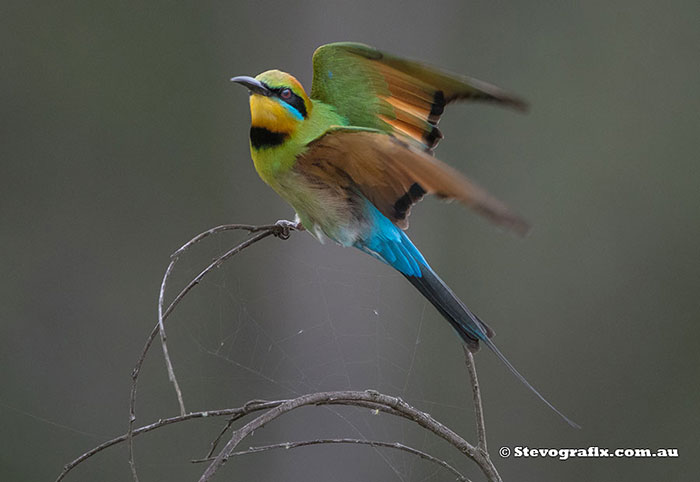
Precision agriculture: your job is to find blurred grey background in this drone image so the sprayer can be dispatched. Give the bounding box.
[2,1,699,481]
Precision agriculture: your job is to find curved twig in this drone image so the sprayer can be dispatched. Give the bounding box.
[57,391,498,482]
[155,224,292,418]
[56,400,283,482]
[198,390,501,482]
[463,346,488,452]
[192,438,470,482]
[157,256,186,417]
[203,399,405,459]
[55,220,503,482]
[127,222,298,481]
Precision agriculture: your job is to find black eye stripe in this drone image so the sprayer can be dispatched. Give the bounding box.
[264,84,308,118]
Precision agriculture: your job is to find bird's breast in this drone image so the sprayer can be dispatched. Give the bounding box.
[271,166,366,246]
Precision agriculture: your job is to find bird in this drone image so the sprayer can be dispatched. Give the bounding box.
[230,42,578,427]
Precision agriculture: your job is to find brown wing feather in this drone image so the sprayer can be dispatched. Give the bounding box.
[297,129,530,235]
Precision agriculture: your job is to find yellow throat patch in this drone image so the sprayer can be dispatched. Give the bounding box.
[249,95,299,136]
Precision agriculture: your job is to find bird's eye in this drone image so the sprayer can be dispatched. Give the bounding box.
[280,88,292,100]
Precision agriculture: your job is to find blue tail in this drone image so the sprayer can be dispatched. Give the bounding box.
[355,203,579,428]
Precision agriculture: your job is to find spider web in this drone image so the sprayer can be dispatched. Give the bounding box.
[164,232,477,482]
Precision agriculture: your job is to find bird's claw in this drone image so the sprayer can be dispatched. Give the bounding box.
[272,219,303,240]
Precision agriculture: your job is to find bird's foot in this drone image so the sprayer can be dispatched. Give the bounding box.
[272,219,304,240]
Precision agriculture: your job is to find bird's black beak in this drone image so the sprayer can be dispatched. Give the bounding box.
[230,76,271,96]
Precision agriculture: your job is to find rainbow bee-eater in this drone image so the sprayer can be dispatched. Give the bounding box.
[231,42,577,427]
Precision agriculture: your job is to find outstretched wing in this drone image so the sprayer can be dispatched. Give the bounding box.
[296,129,529,235]
[310,42,527,152]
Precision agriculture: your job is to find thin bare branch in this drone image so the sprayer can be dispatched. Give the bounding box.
[463,346,488,452]
[202,399,404,459]
[155,223,295,418]
[127,221,298,482]
[204,418,238,460]
[198,390,501,482]
[158,258,186,417]
[56,400,284,482]
[192,438,470,482]
[57,390,500,482]
[56,220,503,482]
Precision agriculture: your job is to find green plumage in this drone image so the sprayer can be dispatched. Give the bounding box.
[230,43,579,427]
[238,42,530,235]
[310,42,528,151]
